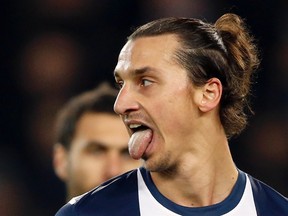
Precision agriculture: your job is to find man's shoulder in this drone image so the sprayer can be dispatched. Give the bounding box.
[247,174,288,215]
[55,169,140,216]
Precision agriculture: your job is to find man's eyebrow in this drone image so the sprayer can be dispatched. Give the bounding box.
[120,147,129,155]
[84,141,107,149]
[114,66,154,78]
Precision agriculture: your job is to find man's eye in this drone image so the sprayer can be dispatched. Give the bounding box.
[86,146,104,154]
[115,81,124,89]
[120,148,131,158]
[141,79,152,87]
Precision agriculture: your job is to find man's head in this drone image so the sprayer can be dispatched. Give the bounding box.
[124,15,259,138]
[53,83,141,200]
[113,14,259,171]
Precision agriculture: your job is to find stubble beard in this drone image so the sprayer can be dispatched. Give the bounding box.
[142,150,178,176]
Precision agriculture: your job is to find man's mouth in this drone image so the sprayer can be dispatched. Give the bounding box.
[129,123,150,134]
[127,123,153,160]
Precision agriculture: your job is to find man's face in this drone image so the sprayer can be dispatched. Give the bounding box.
[66,113,141,198]
[114,35,202,172]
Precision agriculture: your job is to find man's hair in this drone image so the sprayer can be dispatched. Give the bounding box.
[54,82,118,149]
[128,13,260,138]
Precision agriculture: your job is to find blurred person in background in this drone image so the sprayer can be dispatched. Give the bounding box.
[53,82,142,200]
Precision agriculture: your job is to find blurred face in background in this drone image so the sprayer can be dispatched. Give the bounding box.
[54,113,141,200]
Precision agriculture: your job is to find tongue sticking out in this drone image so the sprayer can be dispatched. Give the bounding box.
[128,129,152,160]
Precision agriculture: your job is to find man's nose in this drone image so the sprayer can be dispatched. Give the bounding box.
[114,84,139,115]
[105,153,122,179]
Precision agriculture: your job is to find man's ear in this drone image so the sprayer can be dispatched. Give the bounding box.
[198,78,222,112]
[53,143,69,182]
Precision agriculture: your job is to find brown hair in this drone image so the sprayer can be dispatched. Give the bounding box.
[54,83,118,148]
[128,13,260,138]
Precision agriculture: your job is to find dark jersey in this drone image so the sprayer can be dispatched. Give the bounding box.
[56,167,288,216]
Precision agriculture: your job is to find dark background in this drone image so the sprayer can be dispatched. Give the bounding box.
[1,0,287,215]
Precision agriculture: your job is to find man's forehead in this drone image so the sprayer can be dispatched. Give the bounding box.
[114,35,180,77]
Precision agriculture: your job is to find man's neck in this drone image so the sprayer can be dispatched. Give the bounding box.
[150,138,238,207]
